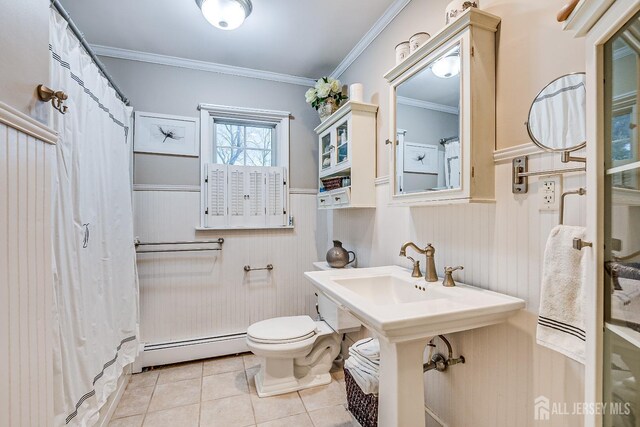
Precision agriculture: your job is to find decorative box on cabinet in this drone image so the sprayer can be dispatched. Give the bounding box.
[314,101,378,209]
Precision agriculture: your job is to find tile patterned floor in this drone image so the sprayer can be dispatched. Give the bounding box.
[109,353,354,427]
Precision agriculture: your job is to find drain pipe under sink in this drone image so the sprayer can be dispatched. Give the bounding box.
[423,335,465,372]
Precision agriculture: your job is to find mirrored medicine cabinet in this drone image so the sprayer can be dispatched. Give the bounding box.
[384,8,500,205]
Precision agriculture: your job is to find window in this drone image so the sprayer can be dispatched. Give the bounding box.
[199,104,290,229]
[612,110,632,161]
[611,92,637,189]
[214,121,275,166]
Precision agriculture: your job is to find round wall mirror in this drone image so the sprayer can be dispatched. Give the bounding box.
[526,72,587,152]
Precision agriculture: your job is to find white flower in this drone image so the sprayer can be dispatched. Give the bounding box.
[330,79,341,93]
[316,82,331,98]
[305,88,317,104]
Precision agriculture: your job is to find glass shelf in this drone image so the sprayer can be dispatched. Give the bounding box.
[321,152,331,170]
[337,143,348,164]
[606,323,640,349]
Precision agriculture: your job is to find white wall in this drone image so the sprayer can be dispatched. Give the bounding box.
[325,152,587,426]
[102,57,326,350]
[133,189,323,346]
[0,110,56,427]
[397,104,456,192]
[323,0,589,424]
[397,104,458,145]
[336,0,586,177]
[0,0,50,122]
[100,57,320,189]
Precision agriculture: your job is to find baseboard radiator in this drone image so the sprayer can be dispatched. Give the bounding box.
[133,333,249,373]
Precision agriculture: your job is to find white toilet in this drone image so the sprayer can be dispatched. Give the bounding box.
[246,264,361,397]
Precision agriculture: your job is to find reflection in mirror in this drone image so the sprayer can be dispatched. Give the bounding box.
[608,22,639,175]
[603,12,640,427]
[527,73,587,152]
[395,45,460,195]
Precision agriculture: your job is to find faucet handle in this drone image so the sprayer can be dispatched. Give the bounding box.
[443,266,464,287]
[407,257,423,278]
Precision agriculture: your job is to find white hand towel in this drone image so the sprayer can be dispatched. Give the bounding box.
[351,338,380,360]
[345,357,379,395]
[537,225,587,364]
[347,351,379,375]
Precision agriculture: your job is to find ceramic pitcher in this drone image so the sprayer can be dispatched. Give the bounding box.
[326,240,356,268]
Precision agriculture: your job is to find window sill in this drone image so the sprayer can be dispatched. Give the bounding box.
[195,225,295,231]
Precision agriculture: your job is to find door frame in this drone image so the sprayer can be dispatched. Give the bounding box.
[570,1,640,426]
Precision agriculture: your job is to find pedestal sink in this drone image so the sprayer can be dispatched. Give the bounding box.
[304,265,525,427]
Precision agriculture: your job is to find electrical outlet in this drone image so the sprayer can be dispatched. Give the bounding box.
[539,175,562,211]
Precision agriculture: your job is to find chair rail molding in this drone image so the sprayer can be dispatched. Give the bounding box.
[0,101,57,145]
[493,142,544,164]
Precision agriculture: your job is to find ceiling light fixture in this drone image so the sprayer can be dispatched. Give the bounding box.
[432,55,460,79]
[195,0,252,31]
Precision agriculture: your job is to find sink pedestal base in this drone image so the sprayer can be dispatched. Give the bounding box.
[377,336,430,427]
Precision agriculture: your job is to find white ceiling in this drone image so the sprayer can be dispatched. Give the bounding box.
[397,66,460,107]
[59,0,398,79]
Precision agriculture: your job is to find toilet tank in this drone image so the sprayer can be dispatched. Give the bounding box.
[313,262,361,333]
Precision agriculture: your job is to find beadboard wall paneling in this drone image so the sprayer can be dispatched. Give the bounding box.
[322,150,587,426]
[133,191,322,345]
[0,121,55,427]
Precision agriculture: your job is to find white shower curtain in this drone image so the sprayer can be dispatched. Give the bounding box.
[49,9,138,427]
[444,139,460,189]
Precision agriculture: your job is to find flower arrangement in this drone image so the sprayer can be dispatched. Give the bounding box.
[305,77,347,120]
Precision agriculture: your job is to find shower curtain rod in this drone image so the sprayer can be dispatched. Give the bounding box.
[50,0,129,105]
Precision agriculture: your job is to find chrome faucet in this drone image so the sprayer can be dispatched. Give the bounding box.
[399,242,438,282]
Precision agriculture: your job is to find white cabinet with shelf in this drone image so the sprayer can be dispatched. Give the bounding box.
[314,101,377,209]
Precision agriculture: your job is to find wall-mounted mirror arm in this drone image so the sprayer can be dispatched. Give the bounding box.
[560,148,587,164]
[512,156,586,194]
[513,73,587,193]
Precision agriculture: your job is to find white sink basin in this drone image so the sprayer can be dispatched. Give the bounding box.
[333,275,451,305]
[304,265,525,427]
[304,265,525,342]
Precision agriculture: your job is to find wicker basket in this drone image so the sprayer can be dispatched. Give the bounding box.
[321,176,345,191]
[344,368,378,427]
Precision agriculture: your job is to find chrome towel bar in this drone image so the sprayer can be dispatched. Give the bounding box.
[559,188,586,225]
[134,238,224,254]
[244,264,273,272]
[573,238,592,250]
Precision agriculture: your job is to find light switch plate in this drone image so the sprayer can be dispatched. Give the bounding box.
[539,175,562,211]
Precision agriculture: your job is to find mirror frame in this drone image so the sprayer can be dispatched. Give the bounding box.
[525,72,587,153]
[388,34,467,202]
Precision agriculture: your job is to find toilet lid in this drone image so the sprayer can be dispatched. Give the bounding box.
[247,316,317,343]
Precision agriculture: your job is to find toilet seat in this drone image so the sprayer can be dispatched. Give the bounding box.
[247,315,318,344]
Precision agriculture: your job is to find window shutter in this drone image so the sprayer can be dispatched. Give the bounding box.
[266,167,287,227]
[205,163,227,228]
[249,169,264,217]
[228,165,246,226]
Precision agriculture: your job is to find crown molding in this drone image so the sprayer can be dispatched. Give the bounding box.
[614,44,633,61]
[92,0,412,88]
[330,0,412,79]
[396,96,459,115]
[91,44,317,87]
